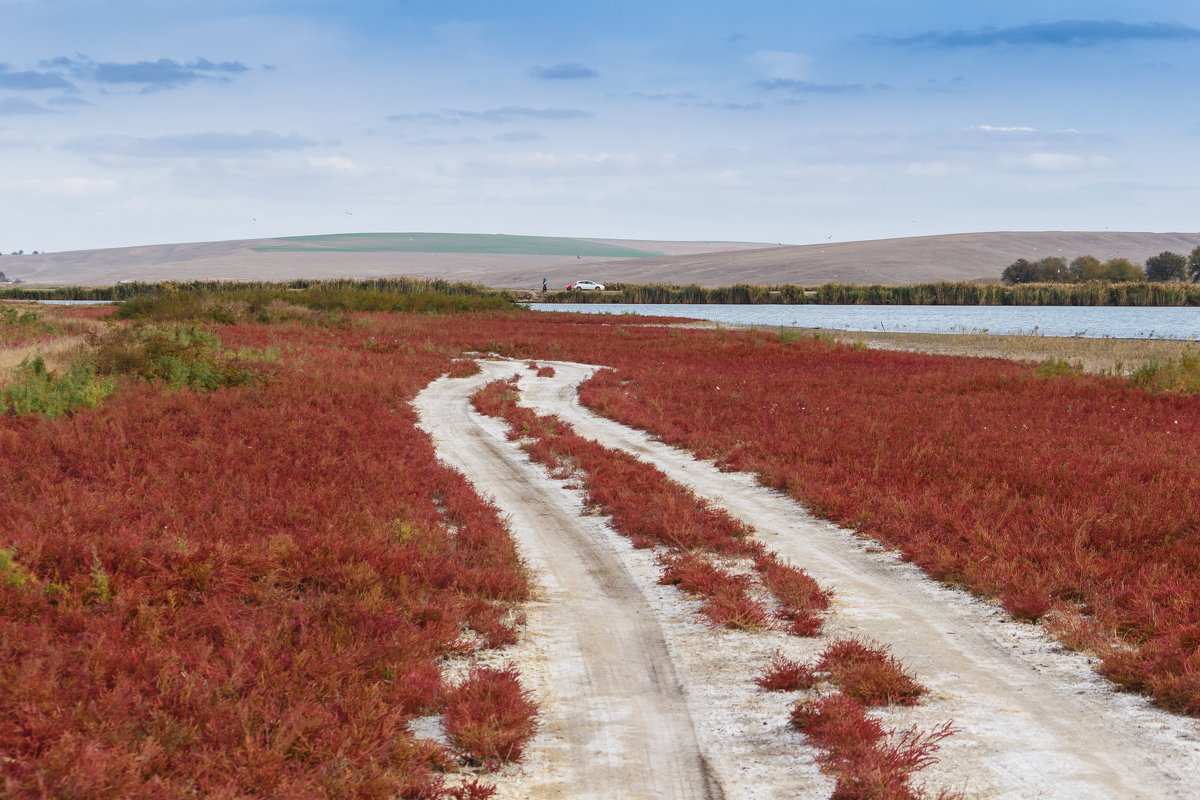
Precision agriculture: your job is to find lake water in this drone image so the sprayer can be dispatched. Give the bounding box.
[29,299,113,306]
[526,303,1200,340]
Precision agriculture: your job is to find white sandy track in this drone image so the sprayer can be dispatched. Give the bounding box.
[505,359,1200,800]
[414,371,727,800]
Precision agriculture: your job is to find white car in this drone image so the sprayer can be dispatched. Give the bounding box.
[567,280,605,291]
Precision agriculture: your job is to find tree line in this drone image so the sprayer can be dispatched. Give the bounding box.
[1002,247,1200,284]
[545,280,1200,306]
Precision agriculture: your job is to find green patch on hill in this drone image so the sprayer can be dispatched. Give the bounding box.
[253,232,664,258]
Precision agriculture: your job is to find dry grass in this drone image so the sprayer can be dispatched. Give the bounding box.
[0,337,87,387]
[0,303,109,386]
[676,318,1200,376]
[816,329,1200,376]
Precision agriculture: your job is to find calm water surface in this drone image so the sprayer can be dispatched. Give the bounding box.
[527,303,1200,340]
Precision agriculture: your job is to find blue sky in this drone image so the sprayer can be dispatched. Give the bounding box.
[1,0,1198,252]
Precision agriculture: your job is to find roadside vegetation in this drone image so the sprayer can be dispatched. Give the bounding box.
[6,291,1200,795]
[2,299,533,797]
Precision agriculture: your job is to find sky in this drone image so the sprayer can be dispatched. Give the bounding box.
[1,0,1198,252]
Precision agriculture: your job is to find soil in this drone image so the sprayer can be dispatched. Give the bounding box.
[413,360,1200,799]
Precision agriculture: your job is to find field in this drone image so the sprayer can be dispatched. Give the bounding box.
[4,294,1200,798]
[252,233,665,258]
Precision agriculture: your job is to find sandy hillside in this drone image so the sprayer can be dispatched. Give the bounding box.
[4,231,1198,289]
[577,231,1200,287]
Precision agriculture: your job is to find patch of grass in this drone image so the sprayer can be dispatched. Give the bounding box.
[1129,353,1200,395]
[1,303,66,345]
[1035,356,1082,378]
[0,548,32,589]
[809,327,1200,377]
[87,325,260,391]
[1,356,114,417]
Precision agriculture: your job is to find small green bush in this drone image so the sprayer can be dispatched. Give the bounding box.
[1036,357,1082,378]
[1130,353,1200,395]
[88,325,259,390]
[1,356,114,418]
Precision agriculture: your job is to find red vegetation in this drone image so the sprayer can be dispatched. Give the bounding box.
[512,319,1200,715]
[472,376,802,634]
[817,639,926,706]
[754,651,817,692]
[758,638,926,705]
[448,358,483,378]
[791,694,957,800]
[0,315,535,797]
[473,367,952,790]
[442,666,538,767]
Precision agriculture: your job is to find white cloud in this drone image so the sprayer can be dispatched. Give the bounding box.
[747,50,811,80]
[1002,152,1111,171]
[305,156,360,174]
[10,177,119,197]
[906,161,953,177]
[968,125,1037,133]
[441,150,672,178]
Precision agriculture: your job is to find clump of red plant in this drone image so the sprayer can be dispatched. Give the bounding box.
[448,358,483,378]
[442,665,538,768]
[818,638,926,706]
[755,651,818,691]
[791,693,959,800]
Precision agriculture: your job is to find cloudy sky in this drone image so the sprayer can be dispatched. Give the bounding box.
[2,0,1198,252]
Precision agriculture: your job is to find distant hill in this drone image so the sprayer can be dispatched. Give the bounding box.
[5,230,1198,290]
[576,231,1200,287]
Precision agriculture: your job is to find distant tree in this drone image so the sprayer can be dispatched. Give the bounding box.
[1001,258,1039,284]
[1188,246,1200,283]
[1145,251,1188,282]
[1067,255,1104,281]
[1102,257,1145,283]
[1035,256,1068,282]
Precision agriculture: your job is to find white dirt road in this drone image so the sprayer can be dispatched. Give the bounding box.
[414,359,1200,800]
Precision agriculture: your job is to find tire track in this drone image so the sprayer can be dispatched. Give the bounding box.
[514,359,1200,800]
[413,370,724,800]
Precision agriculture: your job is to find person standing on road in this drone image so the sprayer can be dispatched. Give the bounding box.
[542,277,547,293]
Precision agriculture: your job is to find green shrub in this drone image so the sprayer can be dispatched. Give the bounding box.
[1130,353,1200,395]
[1,356,114,418]
[88,325,260,390]
[1036,357,1082,378]
[114,279,513,323]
